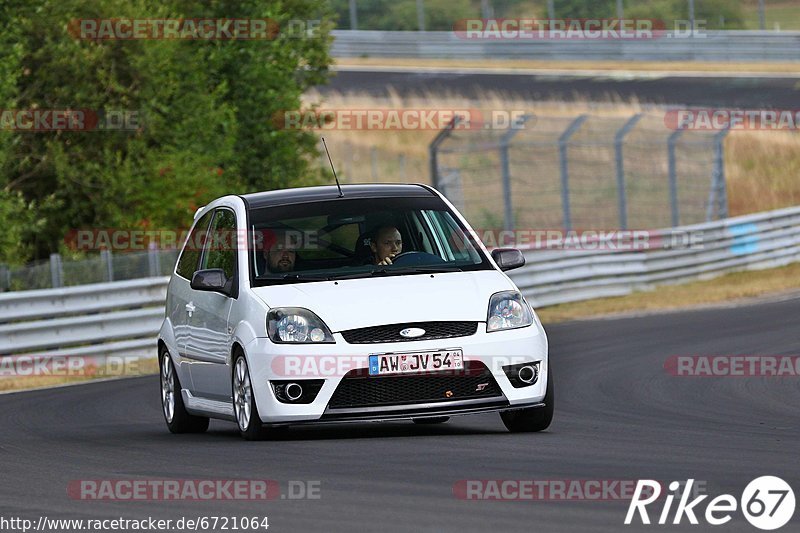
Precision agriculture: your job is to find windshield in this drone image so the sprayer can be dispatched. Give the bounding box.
[247,196,490,285]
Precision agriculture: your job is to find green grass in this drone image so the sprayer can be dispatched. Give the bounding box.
[742,1,800,30]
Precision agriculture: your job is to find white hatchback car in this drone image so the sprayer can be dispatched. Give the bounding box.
[158,184,552,439]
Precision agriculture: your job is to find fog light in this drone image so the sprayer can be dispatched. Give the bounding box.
[271,379,325,404]
[285,383,303,401]
[518,365,538,384]
[502,361,541,388]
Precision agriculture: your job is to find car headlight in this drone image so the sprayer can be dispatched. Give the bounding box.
[486,291,534,332]
[267,308,335,344]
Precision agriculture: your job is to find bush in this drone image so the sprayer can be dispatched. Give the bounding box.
[0,0,333,261]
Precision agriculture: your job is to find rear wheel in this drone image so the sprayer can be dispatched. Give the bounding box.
[160,350,209,434]
[500,365,554,433]
[412,416,450,424]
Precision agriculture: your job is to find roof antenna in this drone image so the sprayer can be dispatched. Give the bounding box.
[321,137,344,198]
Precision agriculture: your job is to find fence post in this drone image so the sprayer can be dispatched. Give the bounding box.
[614,114,643,231]
[148,242,161,277]
[49,253,63,288]
[0,264,9,291]
[558,115,588,231]
[667,128,685,227]
[499,114,532,232]
[708,128,730,221]
[429,116,462,190]
[101,249,114,282]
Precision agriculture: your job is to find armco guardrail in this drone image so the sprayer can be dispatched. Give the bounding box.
[515,205,800,307]
[1,205,799,362]
[0,277,167,359]
[331,30,800,62]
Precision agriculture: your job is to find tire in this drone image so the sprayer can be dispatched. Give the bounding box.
[412,416,450,424]
[232,352,279,441]
[160,349,209,434]
[500,365,554,433]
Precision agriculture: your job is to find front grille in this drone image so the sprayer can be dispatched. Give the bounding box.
[341,321,478,344]
[327,361,501,409]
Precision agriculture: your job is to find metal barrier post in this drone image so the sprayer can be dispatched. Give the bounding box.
[49,253,63,288]
[148,243,161,277]
[101,249,114,282]
[667,128,685,227]
[558,115,588,231]
[709,128,730,221]
[499,114,532,232]
[429,116,462,191]
[614,114,643,230]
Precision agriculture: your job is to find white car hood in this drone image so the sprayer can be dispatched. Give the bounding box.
[250,270,516,332]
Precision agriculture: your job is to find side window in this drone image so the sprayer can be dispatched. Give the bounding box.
[201,209,237,280]
[176,211,213,279]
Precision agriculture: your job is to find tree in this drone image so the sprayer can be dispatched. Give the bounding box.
[0,0,333,261]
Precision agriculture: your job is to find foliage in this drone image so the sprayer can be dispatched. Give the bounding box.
[0,0,333,261]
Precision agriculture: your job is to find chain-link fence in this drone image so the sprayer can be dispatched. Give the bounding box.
[0,247,178,292]
[431,113,728,233]
[3,112,727,292]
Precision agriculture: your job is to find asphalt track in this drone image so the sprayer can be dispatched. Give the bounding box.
[1,295,798,532]
[323,68,800,107]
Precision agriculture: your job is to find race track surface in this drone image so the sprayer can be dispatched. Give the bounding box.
[1,296,798,532]
[322,68,800,107]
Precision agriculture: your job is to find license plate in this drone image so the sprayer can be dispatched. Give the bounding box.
[369,350,463,376]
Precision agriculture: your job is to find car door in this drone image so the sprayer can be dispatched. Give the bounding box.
[170,210,214,368]
[184,207,237,401]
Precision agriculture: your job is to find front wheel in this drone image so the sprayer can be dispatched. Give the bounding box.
[500,365,554,433]
[233,354,266,440]
[232,353,288,441]
[160,350,209,434]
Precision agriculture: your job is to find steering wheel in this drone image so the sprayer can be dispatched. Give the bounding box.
[389,251,446,266]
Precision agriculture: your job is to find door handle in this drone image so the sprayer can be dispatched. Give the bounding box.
[185,302,196,318]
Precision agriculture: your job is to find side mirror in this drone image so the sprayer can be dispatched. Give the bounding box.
[491,248,526,272]
[190,268,228,293]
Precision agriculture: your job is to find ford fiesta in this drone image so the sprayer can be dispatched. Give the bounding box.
[158,184,553,439]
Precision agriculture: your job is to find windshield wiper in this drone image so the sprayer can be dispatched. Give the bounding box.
[329,266,463,280]
[406,266,463,273]
[258,273,332,282]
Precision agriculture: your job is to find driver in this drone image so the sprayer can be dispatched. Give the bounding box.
[263,229,297,273]
[370,226,403,265]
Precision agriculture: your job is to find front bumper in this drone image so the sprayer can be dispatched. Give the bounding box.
[244,322,549,424]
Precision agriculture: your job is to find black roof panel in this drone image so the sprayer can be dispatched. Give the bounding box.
[240,183,435,209]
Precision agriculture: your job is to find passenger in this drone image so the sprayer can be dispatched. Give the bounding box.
[371,226,403,265]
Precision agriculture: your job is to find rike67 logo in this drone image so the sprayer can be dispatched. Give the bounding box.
[625,477,795,530]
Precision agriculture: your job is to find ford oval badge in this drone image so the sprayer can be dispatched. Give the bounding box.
[400,327,426,338]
